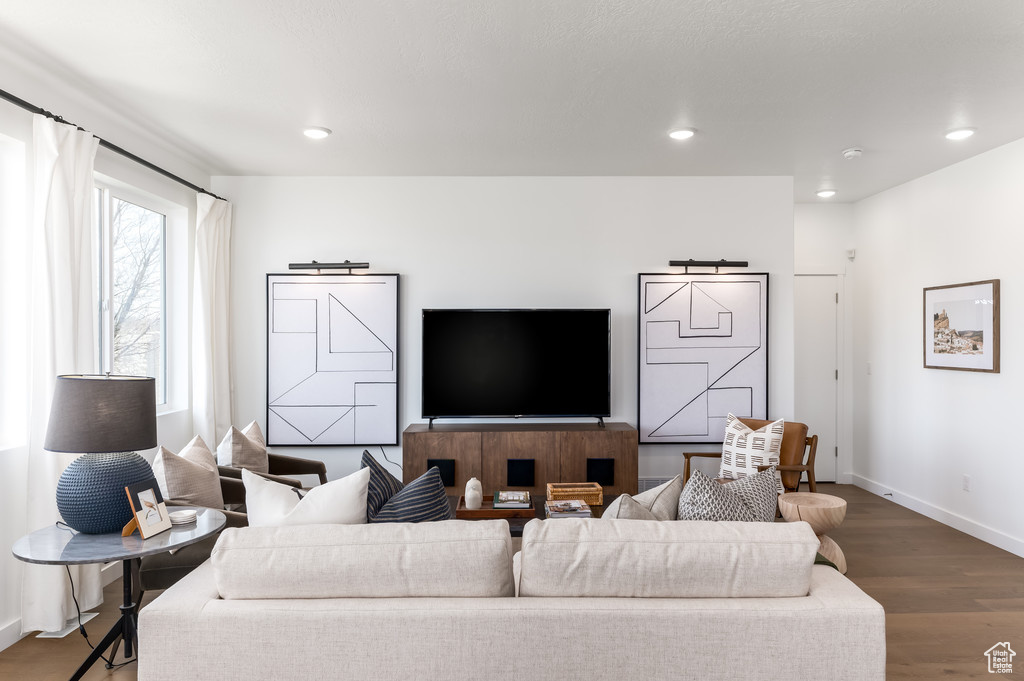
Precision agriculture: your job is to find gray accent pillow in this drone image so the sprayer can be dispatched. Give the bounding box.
[677,468,778,522]
[216,421,269,473]
[153,435,224,509]
[603,474,683,520]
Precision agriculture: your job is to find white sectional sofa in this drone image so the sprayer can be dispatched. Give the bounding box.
[139,519,885,681]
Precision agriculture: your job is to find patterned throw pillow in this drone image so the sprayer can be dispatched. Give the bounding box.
[720,414,785,494]
[217,421,269,473]
[603,474,684,520]
[241,467,370,528]
[360,450,404,521]
[153,435,224,509]
[371,467,453,523]
[677,468,779,522]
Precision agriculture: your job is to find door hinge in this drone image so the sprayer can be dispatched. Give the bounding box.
[835,446,838,458]
[835,369,838,380]
[835,292,839,303]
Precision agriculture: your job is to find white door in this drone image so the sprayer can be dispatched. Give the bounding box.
[794,275,838,482]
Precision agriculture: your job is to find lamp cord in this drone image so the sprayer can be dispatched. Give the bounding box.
[57,522,136,670]
[379,445,402,473]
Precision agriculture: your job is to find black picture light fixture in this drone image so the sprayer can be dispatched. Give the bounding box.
[288,260,370,273]
[669,259,749,273]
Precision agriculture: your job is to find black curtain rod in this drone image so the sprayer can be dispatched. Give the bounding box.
[0,87,227,202]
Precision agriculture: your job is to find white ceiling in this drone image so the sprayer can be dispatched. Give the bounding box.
[1,0,1022,202]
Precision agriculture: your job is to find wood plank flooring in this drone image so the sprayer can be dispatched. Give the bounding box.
[0,483,1021,679]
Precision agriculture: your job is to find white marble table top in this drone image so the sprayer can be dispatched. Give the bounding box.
[11,507,226,566]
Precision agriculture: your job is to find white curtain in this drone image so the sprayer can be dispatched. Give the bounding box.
[21,115,103,633]
[192,194,233,445]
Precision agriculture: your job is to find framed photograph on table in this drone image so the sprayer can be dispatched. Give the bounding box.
[124,479,171,538]
[923,279,1000,373]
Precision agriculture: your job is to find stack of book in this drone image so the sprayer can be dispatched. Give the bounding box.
[544,499,592,518]
[492,490,532,509]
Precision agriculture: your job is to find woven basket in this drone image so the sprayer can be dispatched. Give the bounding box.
[546,482,603,507]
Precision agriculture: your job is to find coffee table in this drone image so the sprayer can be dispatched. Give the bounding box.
[777,492,848,573]
[12,507,226,681]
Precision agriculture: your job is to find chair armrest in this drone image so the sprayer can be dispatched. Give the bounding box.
[165,499,249,528]
[217,466,304,489]
[682,451,722,482]
[268,453,329,485]
[757,464,811,472]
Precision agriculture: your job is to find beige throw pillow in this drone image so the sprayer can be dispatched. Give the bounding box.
[719,414,785,494]
[603,474,684,520]
[217,421,269,473]
[153,435,224,509]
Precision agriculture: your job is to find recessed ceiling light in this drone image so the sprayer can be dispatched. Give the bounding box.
[816,189,837,199]
[668,128,696,140]
[303,126,332,140]
[945,128,975,141]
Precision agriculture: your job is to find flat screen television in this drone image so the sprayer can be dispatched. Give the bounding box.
[421,309,611,421]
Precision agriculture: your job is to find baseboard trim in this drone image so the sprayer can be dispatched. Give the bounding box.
[852,474,1024,558]
[0,617,25,653]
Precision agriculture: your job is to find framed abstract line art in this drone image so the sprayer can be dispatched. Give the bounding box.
[923,279,999,373]
[638,272,769,444]
[266,273,399,446]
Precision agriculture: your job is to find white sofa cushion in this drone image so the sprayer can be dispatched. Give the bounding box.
[518,518,819,598]
[212,520,515,599]
[241,467,369,527]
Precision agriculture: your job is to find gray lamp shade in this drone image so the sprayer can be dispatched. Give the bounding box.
[45,375,158,534]
[44,374,157,453]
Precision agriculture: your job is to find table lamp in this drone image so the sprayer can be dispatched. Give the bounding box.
[44,374,158,534]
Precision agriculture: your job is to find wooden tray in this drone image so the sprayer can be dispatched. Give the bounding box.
[455,495,536,519]
[546,482,603,506]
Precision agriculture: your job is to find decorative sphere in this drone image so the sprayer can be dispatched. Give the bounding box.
[56,452,155,534]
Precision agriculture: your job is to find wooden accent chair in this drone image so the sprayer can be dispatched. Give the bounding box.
[682,419,819,494]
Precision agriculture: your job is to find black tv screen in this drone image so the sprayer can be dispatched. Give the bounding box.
[421,309,611,419]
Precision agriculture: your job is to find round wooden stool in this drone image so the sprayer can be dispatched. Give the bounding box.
[777,492,848,573]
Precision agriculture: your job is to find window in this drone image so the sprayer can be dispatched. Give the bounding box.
[96,187,168,404]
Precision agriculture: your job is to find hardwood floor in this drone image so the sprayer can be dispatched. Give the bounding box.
[822,483,1024,679]
[1,483,1021,679]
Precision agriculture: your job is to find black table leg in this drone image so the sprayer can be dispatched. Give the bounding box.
[68,559,136,681]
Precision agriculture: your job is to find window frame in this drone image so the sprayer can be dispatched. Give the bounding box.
[94,175,187,414]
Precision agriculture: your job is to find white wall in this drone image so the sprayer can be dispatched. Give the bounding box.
[215,175,796,481]
[851,137,1024,557]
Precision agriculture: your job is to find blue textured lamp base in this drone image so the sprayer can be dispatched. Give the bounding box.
[56,452,155,534]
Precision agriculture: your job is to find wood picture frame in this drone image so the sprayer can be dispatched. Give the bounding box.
[266,272,400,446]
[638,272,769,444]
[124,479,171,538]
[923,279,1000,373]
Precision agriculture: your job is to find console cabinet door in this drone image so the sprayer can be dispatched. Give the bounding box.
[403,430,481,494]
[558,428,639,497]
[480,431,558,498]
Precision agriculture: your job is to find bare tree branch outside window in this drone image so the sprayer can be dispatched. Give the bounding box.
[110,198,165,401]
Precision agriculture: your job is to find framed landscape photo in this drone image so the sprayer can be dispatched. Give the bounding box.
[923,279,999,373]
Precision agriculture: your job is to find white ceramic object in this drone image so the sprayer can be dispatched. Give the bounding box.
[465,477,483,510]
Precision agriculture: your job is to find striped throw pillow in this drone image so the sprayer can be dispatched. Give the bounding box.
[360,450,404,521]
[720,413,785,494]
[371,467,453,523]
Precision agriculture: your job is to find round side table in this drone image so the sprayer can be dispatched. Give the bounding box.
[12,507,226,681]
[777,492,848,573]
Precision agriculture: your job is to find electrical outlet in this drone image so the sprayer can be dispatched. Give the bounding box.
[962,474,971,492]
